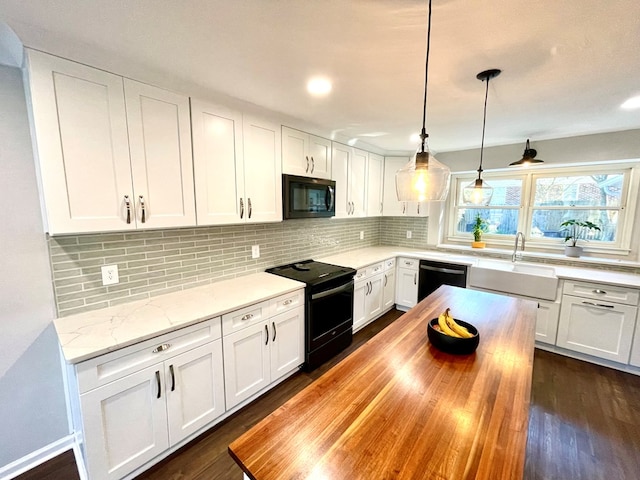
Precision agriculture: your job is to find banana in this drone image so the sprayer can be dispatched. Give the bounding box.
[437,310,462,337]
[444,308,474,338]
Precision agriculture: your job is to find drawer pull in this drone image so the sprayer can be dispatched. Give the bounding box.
[283,299,293,306]
[582,301,614,309]
[241,313,254,321]
[592,289,607,295]
[155,370,161,399]
[152,343,171,354]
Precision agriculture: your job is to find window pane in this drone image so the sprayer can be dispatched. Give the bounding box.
[533,174,623,207]
[455,208,519,236]
[457,178,522,206]
[530,209,618,242]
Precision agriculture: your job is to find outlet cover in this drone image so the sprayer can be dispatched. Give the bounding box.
[252,245,260,259]
[101,265,119,286]
[359,231,364,240]
[406,230,412,239]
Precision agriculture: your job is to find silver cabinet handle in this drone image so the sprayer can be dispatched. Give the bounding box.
[152,343,171,353]
[384,274,388,287]
[241,313,254,321]
[417,203,420,215]
[139,195,146,223]
[124,195,131,224]
[402,203,406,214]
[283,299,293,306]
[380,202,383,214]
[305,156,310,172]
[272,321,277,342]
[155,370,161,399]
[582,301,614,309]
[169,364,175,391]
[264,324,269,345]
[414,273,417,285]
[593,289,607,295]
[239,197,244,219]
[311,156,315,173]
[248,197,252,219]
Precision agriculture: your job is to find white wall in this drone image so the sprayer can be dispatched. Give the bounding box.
[0,65,68,468]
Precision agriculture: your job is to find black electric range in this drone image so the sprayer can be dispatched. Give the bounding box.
[266,260,356,370]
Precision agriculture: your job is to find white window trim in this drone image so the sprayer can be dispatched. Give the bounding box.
[445,161,640,257]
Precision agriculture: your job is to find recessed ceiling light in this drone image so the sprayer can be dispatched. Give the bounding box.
[621,95,640,110]
[307,77,332,96]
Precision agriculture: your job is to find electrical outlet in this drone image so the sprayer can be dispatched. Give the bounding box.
[101,264,119,286]
[252,245,260,259]
[406,230,412,239]
[360,231,364,240]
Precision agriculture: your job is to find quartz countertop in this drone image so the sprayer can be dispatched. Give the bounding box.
[320,246,640,289]
[54,272,304,364]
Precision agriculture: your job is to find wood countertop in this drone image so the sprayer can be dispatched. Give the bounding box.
[229,286,537,480]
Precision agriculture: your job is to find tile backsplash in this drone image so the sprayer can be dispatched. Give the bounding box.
[49,217,418,317]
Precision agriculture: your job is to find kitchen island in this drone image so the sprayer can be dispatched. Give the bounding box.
[229,285,537,479]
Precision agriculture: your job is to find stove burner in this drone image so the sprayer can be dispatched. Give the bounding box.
[293,263,311,271]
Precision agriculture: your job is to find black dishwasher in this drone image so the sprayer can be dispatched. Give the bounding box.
[418,259,468,301]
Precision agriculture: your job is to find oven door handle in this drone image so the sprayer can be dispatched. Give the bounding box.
[420,264,466,275]
[311,280,354,301]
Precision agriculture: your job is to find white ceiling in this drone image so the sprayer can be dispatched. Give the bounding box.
[1,0,639,154]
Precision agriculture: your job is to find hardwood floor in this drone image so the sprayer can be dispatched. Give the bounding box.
[16,309,640,480]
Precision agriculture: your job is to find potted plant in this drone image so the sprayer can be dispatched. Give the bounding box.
[560,219,601,257]
[471,214,487,248]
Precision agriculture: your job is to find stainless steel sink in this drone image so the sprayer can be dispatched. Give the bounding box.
[469,259,559,300]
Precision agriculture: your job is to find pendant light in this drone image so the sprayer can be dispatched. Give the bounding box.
[395,0,451,203]
[463,69,501,205]
[510,139,543,166]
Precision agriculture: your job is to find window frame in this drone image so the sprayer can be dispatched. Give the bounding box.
[446,162,640,255]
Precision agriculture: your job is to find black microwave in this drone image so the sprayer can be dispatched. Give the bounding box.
[283,174,336,219]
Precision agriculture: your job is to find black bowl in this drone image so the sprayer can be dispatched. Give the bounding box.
[427,318,480,355]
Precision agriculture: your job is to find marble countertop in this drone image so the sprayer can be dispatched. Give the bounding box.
[320,246,640,288]
[54,272,304,364]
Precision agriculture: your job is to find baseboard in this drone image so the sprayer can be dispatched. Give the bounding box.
[0,434,77,480]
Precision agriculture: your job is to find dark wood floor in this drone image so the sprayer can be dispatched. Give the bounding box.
[17,309,640,480]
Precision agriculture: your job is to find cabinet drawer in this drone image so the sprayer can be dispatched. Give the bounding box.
[76,317,221,393]
[563,280,640,306]
[222,300,269,336]
[398,257,418,270]
[384,258,396,271]
[355,262,384,282]
[270,289,304,316]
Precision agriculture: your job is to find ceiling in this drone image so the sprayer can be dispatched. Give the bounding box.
[1,0,639,154]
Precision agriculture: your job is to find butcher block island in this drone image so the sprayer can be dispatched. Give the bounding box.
[229,286,538,480]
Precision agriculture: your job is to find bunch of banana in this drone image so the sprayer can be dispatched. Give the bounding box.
[436,308,474,338]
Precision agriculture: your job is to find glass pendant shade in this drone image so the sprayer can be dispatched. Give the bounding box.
[396,148,451,202]
[463,177,493,205]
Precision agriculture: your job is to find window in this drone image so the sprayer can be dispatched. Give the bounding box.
[447,163,637,254]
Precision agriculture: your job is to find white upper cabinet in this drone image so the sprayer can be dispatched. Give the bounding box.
[190,104,282,225]
[332,143,367,218]
[382,156,428,217]
[282,126,332,179]
[24,49,196,234]
[366,152,384,216]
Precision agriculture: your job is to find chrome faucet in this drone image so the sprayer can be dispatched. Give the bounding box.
[512,232,525,262]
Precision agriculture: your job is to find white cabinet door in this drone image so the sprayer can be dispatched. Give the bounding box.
[396,267,418,309]
[366,274,384,321]
[332,142,351,218]
[351,148,368,217]
[630,322,640,367]
[367,152,384,217]
[282,127,331,179]
[535,300,560,345]
[382,157,409,216]
[383,268,396,310]
[269,307,304,382]
[124,80,196,229]
[191,99,245,225]
[557,295,637,363]
[223,321,270,409]
[242,115,282,223]
[25,49,134,234]
[353,280,368,332]
[81,365,169,480]
[308,135,332,179]
[166,340,225,445]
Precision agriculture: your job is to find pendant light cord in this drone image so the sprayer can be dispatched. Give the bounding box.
[420,0,432,152]
[478,76,490,176]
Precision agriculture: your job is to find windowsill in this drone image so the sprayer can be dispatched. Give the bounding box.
[436,243,640,269]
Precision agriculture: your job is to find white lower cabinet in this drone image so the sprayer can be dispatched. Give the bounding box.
[395,257,419,310]
[534,300,561,345]
[75,319,224,480]
[222,291,304,409]
[353,263,385,332]
[382,258,396,311]
[630,322,640,367]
